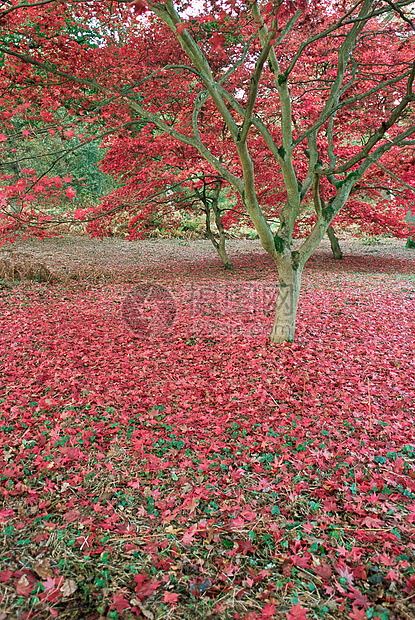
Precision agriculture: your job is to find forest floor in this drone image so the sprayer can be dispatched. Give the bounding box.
[0,234,414,620]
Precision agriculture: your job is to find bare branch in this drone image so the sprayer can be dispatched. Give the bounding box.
[322,62,415,175]
[369,158,415,194]
[238,21,276,145]
[293,69,414,148]
[284,0,415,79]
[150,0,240,142]
[0,44,244,192]
[384,0,415,31]
[312,172,323,219]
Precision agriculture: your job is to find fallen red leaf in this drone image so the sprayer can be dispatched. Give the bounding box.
[286,602,309,620]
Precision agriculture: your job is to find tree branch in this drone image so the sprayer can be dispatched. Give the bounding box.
[293,68,414,148]
[322,62,415,175]
[367,157,415,194]
[238,21,276,145]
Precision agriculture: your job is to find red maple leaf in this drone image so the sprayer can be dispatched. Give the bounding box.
[134,574,161,599]
[182,525,197,545]
[15,572,36,597]
[361,516,383,528]
[386,569,399,582]
[336,562,354,587]
[347,587,371,609]
[0,508,14,521]
[313,564,332,580]
[286,602,309,620]
[63,508,80,522]
[262,603,275,617]
[404,575,415,595]
[348,607,366,620]
[65,188,76,200]
[211,33,225,51]
[130,0,147,15]
[110,593,131,612]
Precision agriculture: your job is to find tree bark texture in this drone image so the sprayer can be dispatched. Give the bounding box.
[270,255,304,343]
[327,226,343,259]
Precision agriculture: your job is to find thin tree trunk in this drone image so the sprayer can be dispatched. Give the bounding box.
[217,242,233,269]
[211,180,233,270]
[327,226,343,259]
[270,256,303,343]
[203,179,233,269]
[316,181,343,260]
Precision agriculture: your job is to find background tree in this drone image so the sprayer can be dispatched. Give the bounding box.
[93,131,236,268]
[0,0,414,342]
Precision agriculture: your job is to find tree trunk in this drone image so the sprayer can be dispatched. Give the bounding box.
[203,178,234,269]
[217,242,233,269]
[270,256,304,343]
[326,226,343,259]
[204,206,233,269]
[211,181,233,269]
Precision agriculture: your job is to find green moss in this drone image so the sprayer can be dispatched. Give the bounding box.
[291,250,300,270]
[335,170,360,190]
[322,203,335,221]
[274,234,285,254]
[278,71,288,85]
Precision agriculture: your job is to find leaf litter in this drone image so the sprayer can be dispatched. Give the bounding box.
[0,236,414,619]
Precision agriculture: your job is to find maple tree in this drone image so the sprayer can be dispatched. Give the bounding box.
[96,133,236,268]
[96,115,346,263]
[0,0,415,341]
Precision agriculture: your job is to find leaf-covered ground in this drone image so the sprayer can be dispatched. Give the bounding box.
[0,237,415,620]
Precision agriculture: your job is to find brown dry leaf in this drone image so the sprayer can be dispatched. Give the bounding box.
[60,579,77,597]
[131,599,154,619]
[17,504,26,519]
[165,525,181,536]
[33,559,53,579]
[186,497,198,512]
